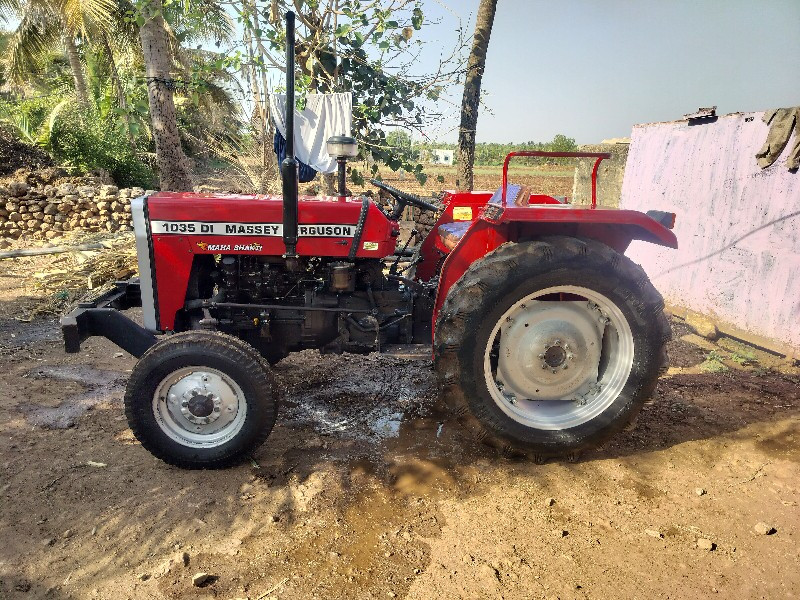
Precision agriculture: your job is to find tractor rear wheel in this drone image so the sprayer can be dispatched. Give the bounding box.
[434,237,670,460]
[124,331,278,468]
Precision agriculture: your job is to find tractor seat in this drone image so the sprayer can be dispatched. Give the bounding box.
[437,184,532,251]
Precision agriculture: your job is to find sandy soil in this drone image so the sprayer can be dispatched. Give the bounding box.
[0,262,799,599]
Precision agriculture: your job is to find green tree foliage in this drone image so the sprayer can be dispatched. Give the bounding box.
[418,135,578,166]
[234,0,466,186]
[48,104,156,186]
[0,0,241,188]
[385,129,418,162]
[0,93,156,186]
[0,0,468,191]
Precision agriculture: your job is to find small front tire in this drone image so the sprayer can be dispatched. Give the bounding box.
[124,331,278,469]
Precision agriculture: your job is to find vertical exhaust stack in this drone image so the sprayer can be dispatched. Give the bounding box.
[281,11,299,257]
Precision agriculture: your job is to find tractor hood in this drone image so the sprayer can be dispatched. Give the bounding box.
[140,192,398,258]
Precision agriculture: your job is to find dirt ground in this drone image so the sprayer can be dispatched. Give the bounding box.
[1,256,799,600]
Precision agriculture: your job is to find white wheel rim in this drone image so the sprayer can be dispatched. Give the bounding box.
[152,367,247,448]
[483,285,634,430]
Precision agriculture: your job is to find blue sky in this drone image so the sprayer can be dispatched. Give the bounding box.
[418,0,800,144]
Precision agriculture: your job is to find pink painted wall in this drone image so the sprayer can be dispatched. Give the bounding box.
[620,111,800,355]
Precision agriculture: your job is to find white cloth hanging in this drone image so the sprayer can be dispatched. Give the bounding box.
[269,92,353,174]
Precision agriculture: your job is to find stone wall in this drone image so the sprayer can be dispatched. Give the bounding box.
[0,181,146,240]
[571,143,629,208]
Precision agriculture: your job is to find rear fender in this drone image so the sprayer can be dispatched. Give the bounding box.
[502,205,678,253]
[431,208,677,339]
[432,219,510,328]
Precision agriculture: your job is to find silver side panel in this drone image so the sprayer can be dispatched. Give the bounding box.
[131,195,159,331]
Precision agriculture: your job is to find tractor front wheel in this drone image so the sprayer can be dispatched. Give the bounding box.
[434,237,670,461]
[124,331,278,468]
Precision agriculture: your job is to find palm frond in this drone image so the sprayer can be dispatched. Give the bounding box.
[165,0,234,45]
[61,0,116,38]
[39,96,69,144]
[5,8,62,83]
[0,0,24,22]
[0,110,36,144]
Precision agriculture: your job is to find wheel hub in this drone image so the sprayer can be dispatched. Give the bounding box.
[484,285,635,431]
[180,389,222,425]
[496,301,605,402]
[154,368,246,446]
[187,394,214,418]
[542,343,568,368]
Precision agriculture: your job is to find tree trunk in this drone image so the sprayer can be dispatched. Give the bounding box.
[139,0,193,191]
[455,0,498,191]
[62,30,90,108]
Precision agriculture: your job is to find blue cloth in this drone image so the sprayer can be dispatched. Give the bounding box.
[273,131,317,183]
[488,184,522,204]
[438,221,471,238]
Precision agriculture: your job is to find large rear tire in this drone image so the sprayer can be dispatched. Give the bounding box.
[124,331,278,469]
[434,237,670,460]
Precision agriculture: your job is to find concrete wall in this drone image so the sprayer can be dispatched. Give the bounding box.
[571,143,629,207]
[620,111,800,357]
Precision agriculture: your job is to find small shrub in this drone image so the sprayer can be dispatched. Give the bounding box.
[700,350,729,373]
[49,106,156,188]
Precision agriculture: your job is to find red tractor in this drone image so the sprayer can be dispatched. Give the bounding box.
[61,13,676,469]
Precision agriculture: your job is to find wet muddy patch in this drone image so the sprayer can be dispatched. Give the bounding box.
[276,351,440,446]
[0,317,60,357]
[17,364,127,428]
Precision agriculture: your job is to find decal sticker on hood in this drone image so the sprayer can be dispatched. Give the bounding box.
[196,241,263,252]
[151,221,356,237]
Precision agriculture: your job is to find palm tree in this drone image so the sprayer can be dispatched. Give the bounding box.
[138,0,233,191]
[2,0,234,191]
[456,0,498,191]
[2,0,116,106]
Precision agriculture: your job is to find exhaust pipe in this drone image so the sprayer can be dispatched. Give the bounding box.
[281,11,299,257]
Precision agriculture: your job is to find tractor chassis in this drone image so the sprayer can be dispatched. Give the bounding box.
[61,279,433,359]
[62,280,156,358]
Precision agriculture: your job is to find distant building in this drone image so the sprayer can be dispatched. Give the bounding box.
[431,149,454,165]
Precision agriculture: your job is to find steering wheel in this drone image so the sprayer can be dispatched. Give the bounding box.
[369,179,440,219]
